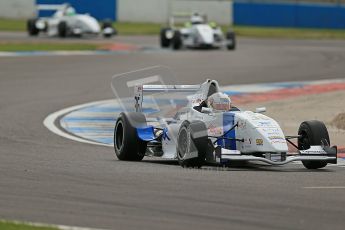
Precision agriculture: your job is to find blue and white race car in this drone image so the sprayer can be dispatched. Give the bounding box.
[160,13,236,50]
[112,68,337,169]
[27,3,116,38]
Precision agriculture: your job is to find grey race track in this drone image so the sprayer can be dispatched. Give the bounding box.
[1,35,345,230]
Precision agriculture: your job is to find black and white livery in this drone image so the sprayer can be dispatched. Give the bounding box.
[27,3,116,38]
[160,13,236,50]
[112,68,337,169]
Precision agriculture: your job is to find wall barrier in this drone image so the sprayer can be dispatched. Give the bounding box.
[117,0,232,25]
[234,1,345,29]
[0,0,35,19]
[36,0,117,21]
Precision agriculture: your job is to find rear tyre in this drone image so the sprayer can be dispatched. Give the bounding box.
[177,120,208,168]
[298,120,329,169]
[102,20,116,38]
[27,18,39,36]
[102,20,113,29]
[226,30,236,50]
[114,112,147,161]
[160,28,171,48]
[58,21,68,38]
[172,30,182,50]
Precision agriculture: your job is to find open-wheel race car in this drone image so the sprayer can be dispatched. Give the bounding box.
[160,13,236,50]
[112,67,337,169]
[27,3,116,38]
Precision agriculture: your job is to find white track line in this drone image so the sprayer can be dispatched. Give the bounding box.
[0,51,113,57]
[43,99,114,147]
[303,186,345,189]
[1,220,107,230]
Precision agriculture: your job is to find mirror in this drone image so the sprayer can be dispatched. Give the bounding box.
[255,107,266,113]
[201,107,212,114]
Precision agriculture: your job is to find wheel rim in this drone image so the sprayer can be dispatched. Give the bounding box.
[115,121,124,151]
[178,127,189,159]
[299,131,310,150]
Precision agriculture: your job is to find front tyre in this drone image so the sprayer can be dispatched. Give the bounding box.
[226,30,236,50]
[114,112,147,161]
[27,18,39,36]
[298,120,329,169]
[177,121,208,168]
[172,30,182,50]
[58,21,68,38]
[160,28,172,48]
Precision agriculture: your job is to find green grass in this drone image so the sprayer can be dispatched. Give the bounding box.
[0,18,26,31]
[0,220,58,230]
[1,18,345,39]
[232,26,345,40]
[0,43,99,52]
[114,22,345,39]
[114,22,161,35]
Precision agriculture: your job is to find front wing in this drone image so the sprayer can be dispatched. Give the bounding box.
[213,145,337,165]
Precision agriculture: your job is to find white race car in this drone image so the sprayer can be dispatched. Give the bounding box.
[112,67,337,169]
[27,3,117,38]
[160,13,236,50]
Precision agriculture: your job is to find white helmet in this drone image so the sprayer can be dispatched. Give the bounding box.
[191,13,204,24]
[66,6,76,16]
[207,92,231,112]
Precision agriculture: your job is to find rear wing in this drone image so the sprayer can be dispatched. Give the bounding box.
[36,4,68,11]
[134,84,201,112]
[36,3,70,17]
[169,12,207,28]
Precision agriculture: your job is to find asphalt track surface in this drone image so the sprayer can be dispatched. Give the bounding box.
[1,35,345,230]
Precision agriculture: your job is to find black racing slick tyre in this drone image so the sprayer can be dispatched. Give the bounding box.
[226,30,236,50]
[58,21,68,38]
[27,18,39,36]
[177,120,208,168]
[102,20,113,29]
[172,30,182,50]
[298,120,329,169]
[102,20,116,38]
[160,28,171,48]
[114,112,147,161]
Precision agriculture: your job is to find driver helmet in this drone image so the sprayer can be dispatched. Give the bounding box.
[66,6,76,16]
[207,92,231,112]
[209,21,217,29]
[190,12,204,24]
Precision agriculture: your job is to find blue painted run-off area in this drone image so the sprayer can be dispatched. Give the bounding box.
[36,0,117,21]
[234,1,345,29]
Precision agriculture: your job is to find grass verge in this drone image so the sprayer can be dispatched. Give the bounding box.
[113,22,345,39]
[0,42,99,52]
[113,22,161,35]
[233,26,345,40]
[0,220,58,230]
[1,18,345,39]
[0,18,26,31]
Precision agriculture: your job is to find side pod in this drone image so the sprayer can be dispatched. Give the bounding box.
[136,126,156,142]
